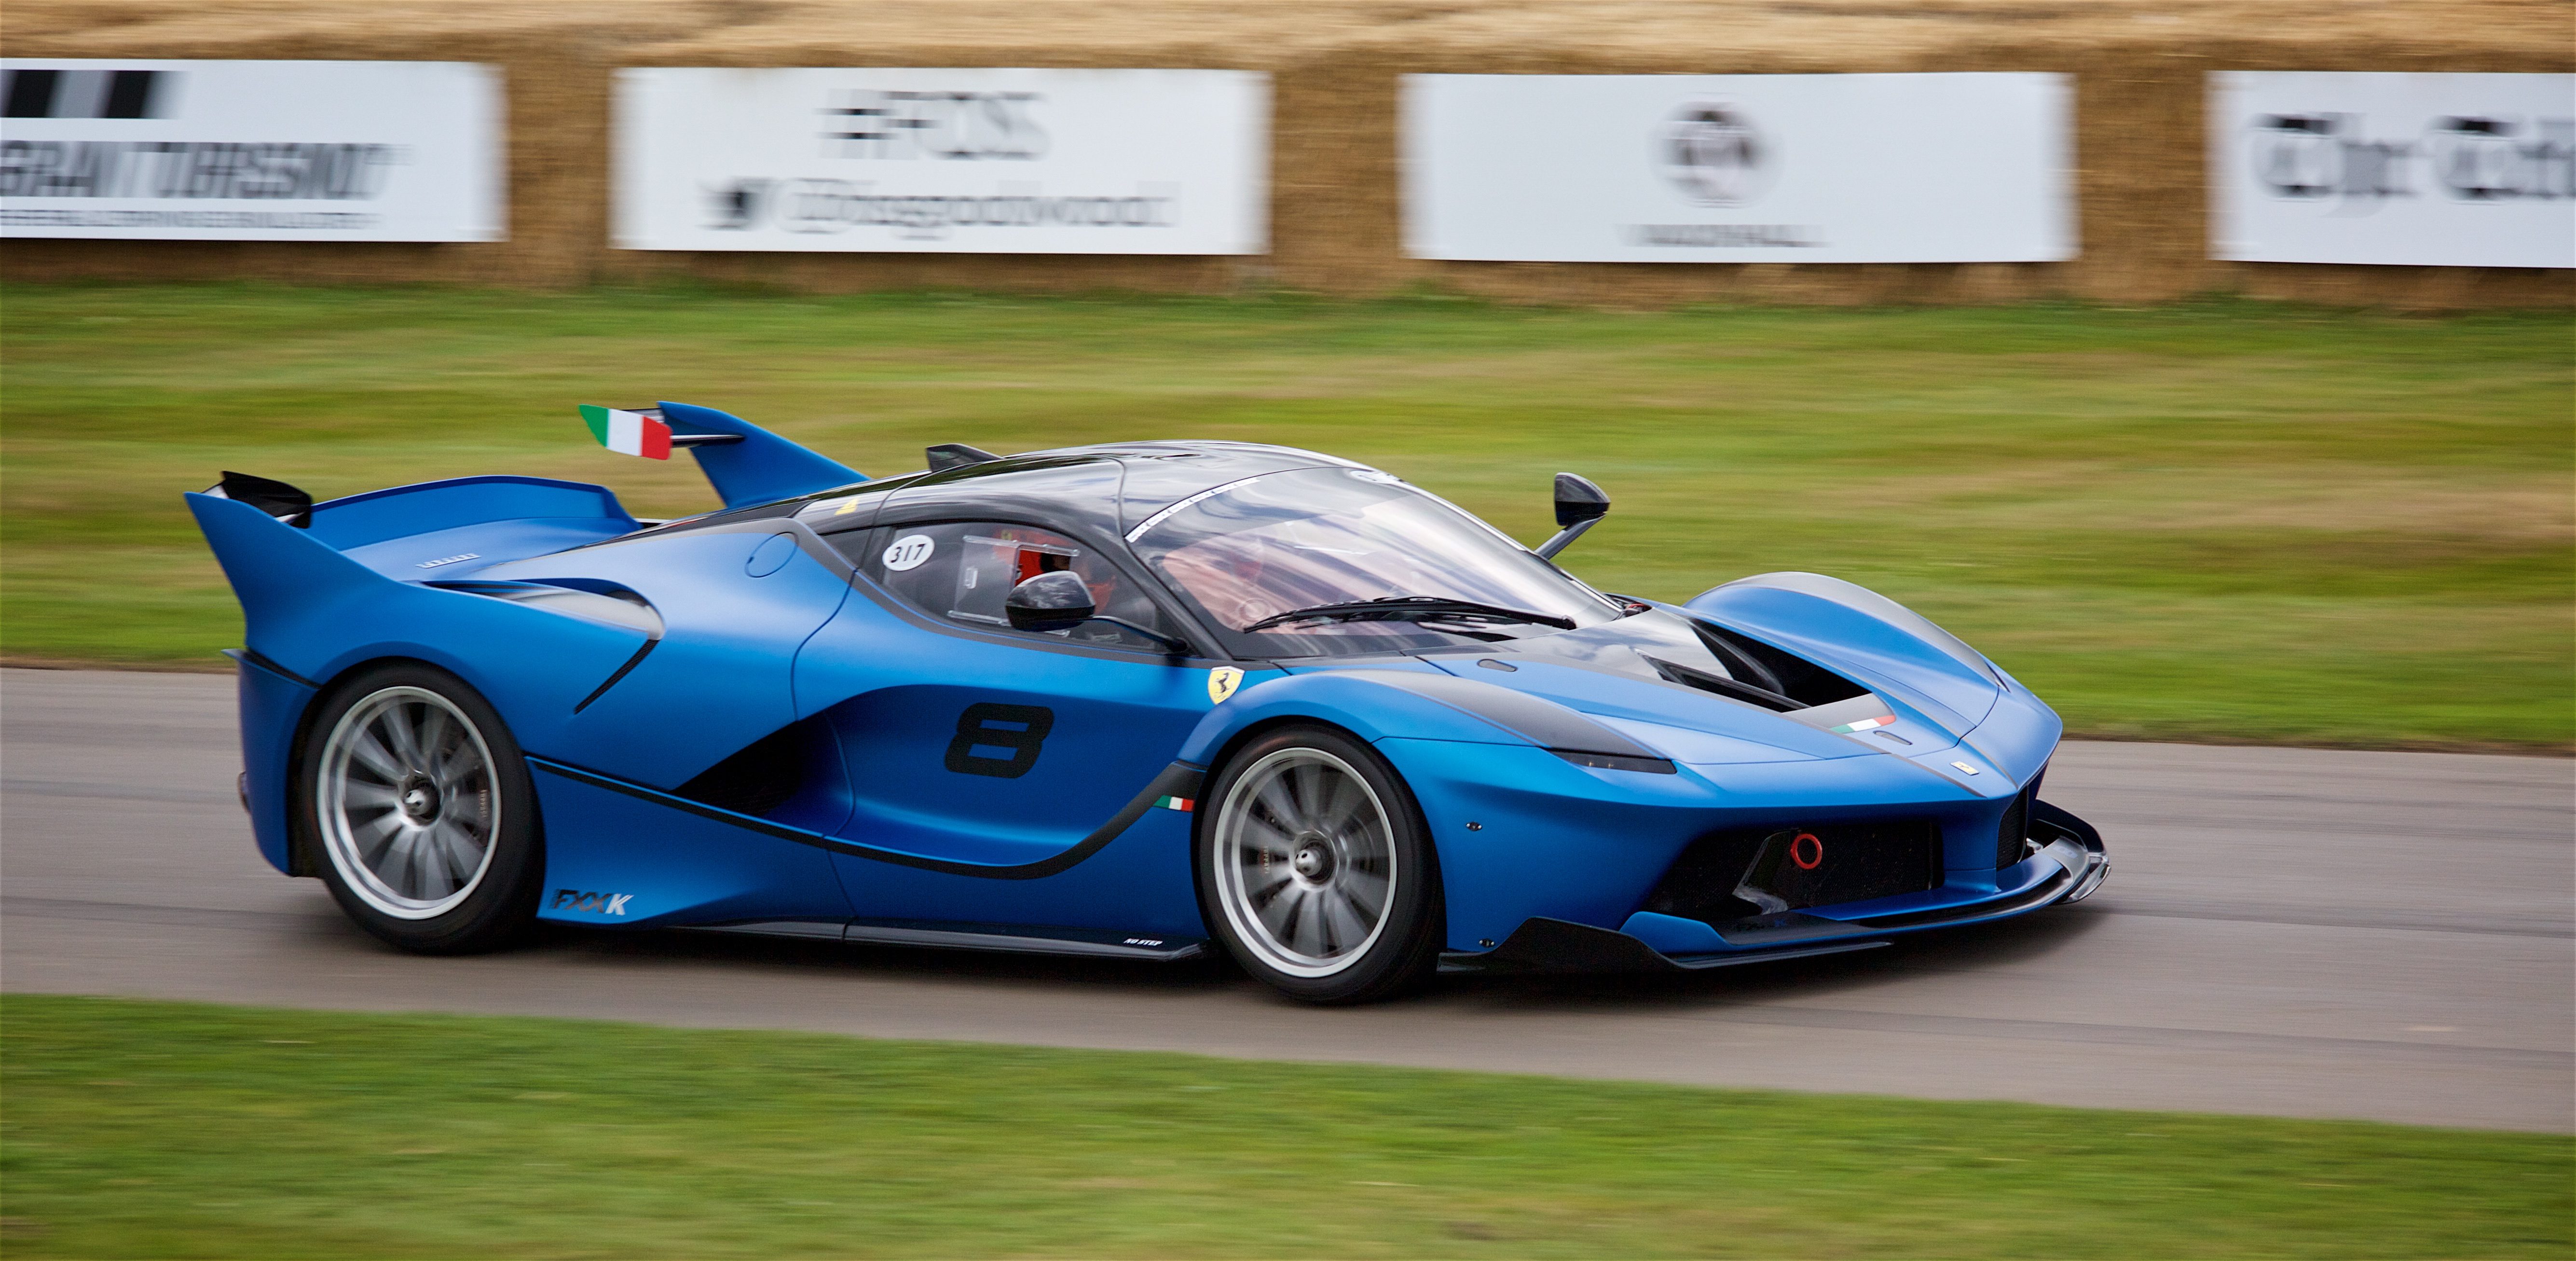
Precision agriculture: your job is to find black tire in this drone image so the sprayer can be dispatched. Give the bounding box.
[297,662,542,954]
[1195,724,1443,1004]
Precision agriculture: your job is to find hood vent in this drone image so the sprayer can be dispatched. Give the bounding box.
[1692,621,1869,708]
[1641,654,1801,712]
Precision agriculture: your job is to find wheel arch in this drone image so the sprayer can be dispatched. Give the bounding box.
[1190,713,1449,938]
[1193,712,1367,789]
[289,655,546,880]
[1189,718,1449,1000]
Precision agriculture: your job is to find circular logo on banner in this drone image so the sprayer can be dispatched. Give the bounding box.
[1657,100,1775,207]
[883,533,936,572]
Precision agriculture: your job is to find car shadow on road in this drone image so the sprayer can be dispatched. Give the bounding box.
[1431,901,2112,1013]
[480,897,2115,1012]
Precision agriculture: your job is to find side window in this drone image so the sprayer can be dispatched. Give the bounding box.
[842,522,1182,652]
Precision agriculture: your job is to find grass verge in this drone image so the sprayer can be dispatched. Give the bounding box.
[2,995,2569,1259]
[1,283,2568,749]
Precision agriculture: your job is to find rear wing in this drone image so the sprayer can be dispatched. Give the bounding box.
[580,400,863,510]
[191,401,863,665]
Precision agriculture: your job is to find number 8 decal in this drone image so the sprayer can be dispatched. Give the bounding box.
[944,703,1055,779]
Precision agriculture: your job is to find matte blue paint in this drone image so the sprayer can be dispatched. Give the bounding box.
[833,809,1210,939]
[194,410,2097,973]
[487,527,854,788]
[1620,911,1729,956]
[227,650,316,875]
[302,476,635,553]
[1686,575,2002,733]
[744,532,798,577]
[796,588,1208,871]
[1176,666,1555,765]
[1957,678,2064,785]
[658,400,864,509]
[529,768,851,927]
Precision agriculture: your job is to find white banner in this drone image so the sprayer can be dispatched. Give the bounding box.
[614,68,1268,255]
[0,60,503,242]
[1401,73,2072,263]
[2210,72,2574,268]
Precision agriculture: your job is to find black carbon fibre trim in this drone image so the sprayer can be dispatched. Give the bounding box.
[1439,915,1891,974]
[1343,669,1661,759]
[572,637,657,714]
[525,754,1204,880]
[224,647,320,690]
[1552,750,1677,775]
[1845,864,2074,929]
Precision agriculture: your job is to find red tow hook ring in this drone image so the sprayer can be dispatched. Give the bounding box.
[1790,831,1824,870]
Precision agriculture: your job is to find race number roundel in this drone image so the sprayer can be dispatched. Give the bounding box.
[883,534,936,572]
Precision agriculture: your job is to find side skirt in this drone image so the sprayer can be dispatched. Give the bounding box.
[690,917,1207,962]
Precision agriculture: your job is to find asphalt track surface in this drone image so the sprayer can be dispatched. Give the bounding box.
[4,668,2569,1132]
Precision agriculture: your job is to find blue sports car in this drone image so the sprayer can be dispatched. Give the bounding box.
[191,402,2106,1003]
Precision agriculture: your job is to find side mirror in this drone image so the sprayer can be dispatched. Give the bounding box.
[1553,472,1610,527]
[1004,570,1096,633]
[1535,472,1610,559]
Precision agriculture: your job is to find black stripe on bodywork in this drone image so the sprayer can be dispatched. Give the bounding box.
[224,647,320,690]
[524,754,1204,880]
[572,637,658,714]
[1341,669,1668,762]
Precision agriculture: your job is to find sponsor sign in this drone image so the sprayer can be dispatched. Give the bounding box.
[2210,72,2574,268]
[1401,73,2072,263]
[0,59,503,241]
[614,68,1268,254]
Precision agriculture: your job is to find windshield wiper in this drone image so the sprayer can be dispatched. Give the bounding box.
[1244,595,1576,634]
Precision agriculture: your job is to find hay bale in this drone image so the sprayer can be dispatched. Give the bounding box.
[3,0,2568,307]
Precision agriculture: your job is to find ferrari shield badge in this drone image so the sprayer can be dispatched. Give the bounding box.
[1207,667,1244,705]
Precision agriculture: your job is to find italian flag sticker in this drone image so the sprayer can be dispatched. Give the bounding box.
[1830,714,1897,734]
[1155,796,1195,813]
[580,405,672,460]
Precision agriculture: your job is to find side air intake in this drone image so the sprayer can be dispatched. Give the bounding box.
[677,719,831,819]
[1996,763,2046,869]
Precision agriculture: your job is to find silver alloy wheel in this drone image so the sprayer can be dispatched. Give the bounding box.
[316,685,500,920]
[1211,747,1398,978]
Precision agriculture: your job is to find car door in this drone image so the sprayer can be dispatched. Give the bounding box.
[792,515,1221,924]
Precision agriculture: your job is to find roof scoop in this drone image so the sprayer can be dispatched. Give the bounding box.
[1535,472,1609,559]
[927,443,1003,473]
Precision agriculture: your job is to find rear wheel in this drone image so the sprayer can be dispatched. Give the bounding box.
[1197,726,1442,1004]
[301,663,541,954]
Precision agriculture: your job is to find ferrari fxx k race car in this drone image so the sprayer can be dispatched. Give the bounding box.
[191,402,2107,1003]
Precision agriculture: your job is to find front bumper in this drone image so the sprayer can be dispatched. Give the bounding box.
[1443,799,2108,974]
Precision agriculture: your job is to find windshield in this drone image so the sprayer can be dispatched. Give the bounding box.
[1129,467,1618,659]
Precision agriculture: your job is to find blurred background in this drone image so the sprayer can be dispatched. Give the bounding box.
[1,2,2569,1257]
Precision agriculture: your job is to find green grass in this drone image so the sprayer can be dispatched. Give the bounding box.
[2,283,2568,749]
[2,996,2567,1259]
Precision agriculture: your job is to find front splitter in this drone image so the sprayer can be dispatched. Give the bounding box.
[1443,802,2109,975]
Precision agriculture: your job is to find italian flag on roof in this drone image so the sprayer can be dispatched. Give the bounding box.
[580,405,671,460]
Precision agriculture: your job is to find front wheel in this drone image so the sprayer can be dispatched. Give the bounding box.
[1197,726,1443,1004]
[299,662,542,954]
